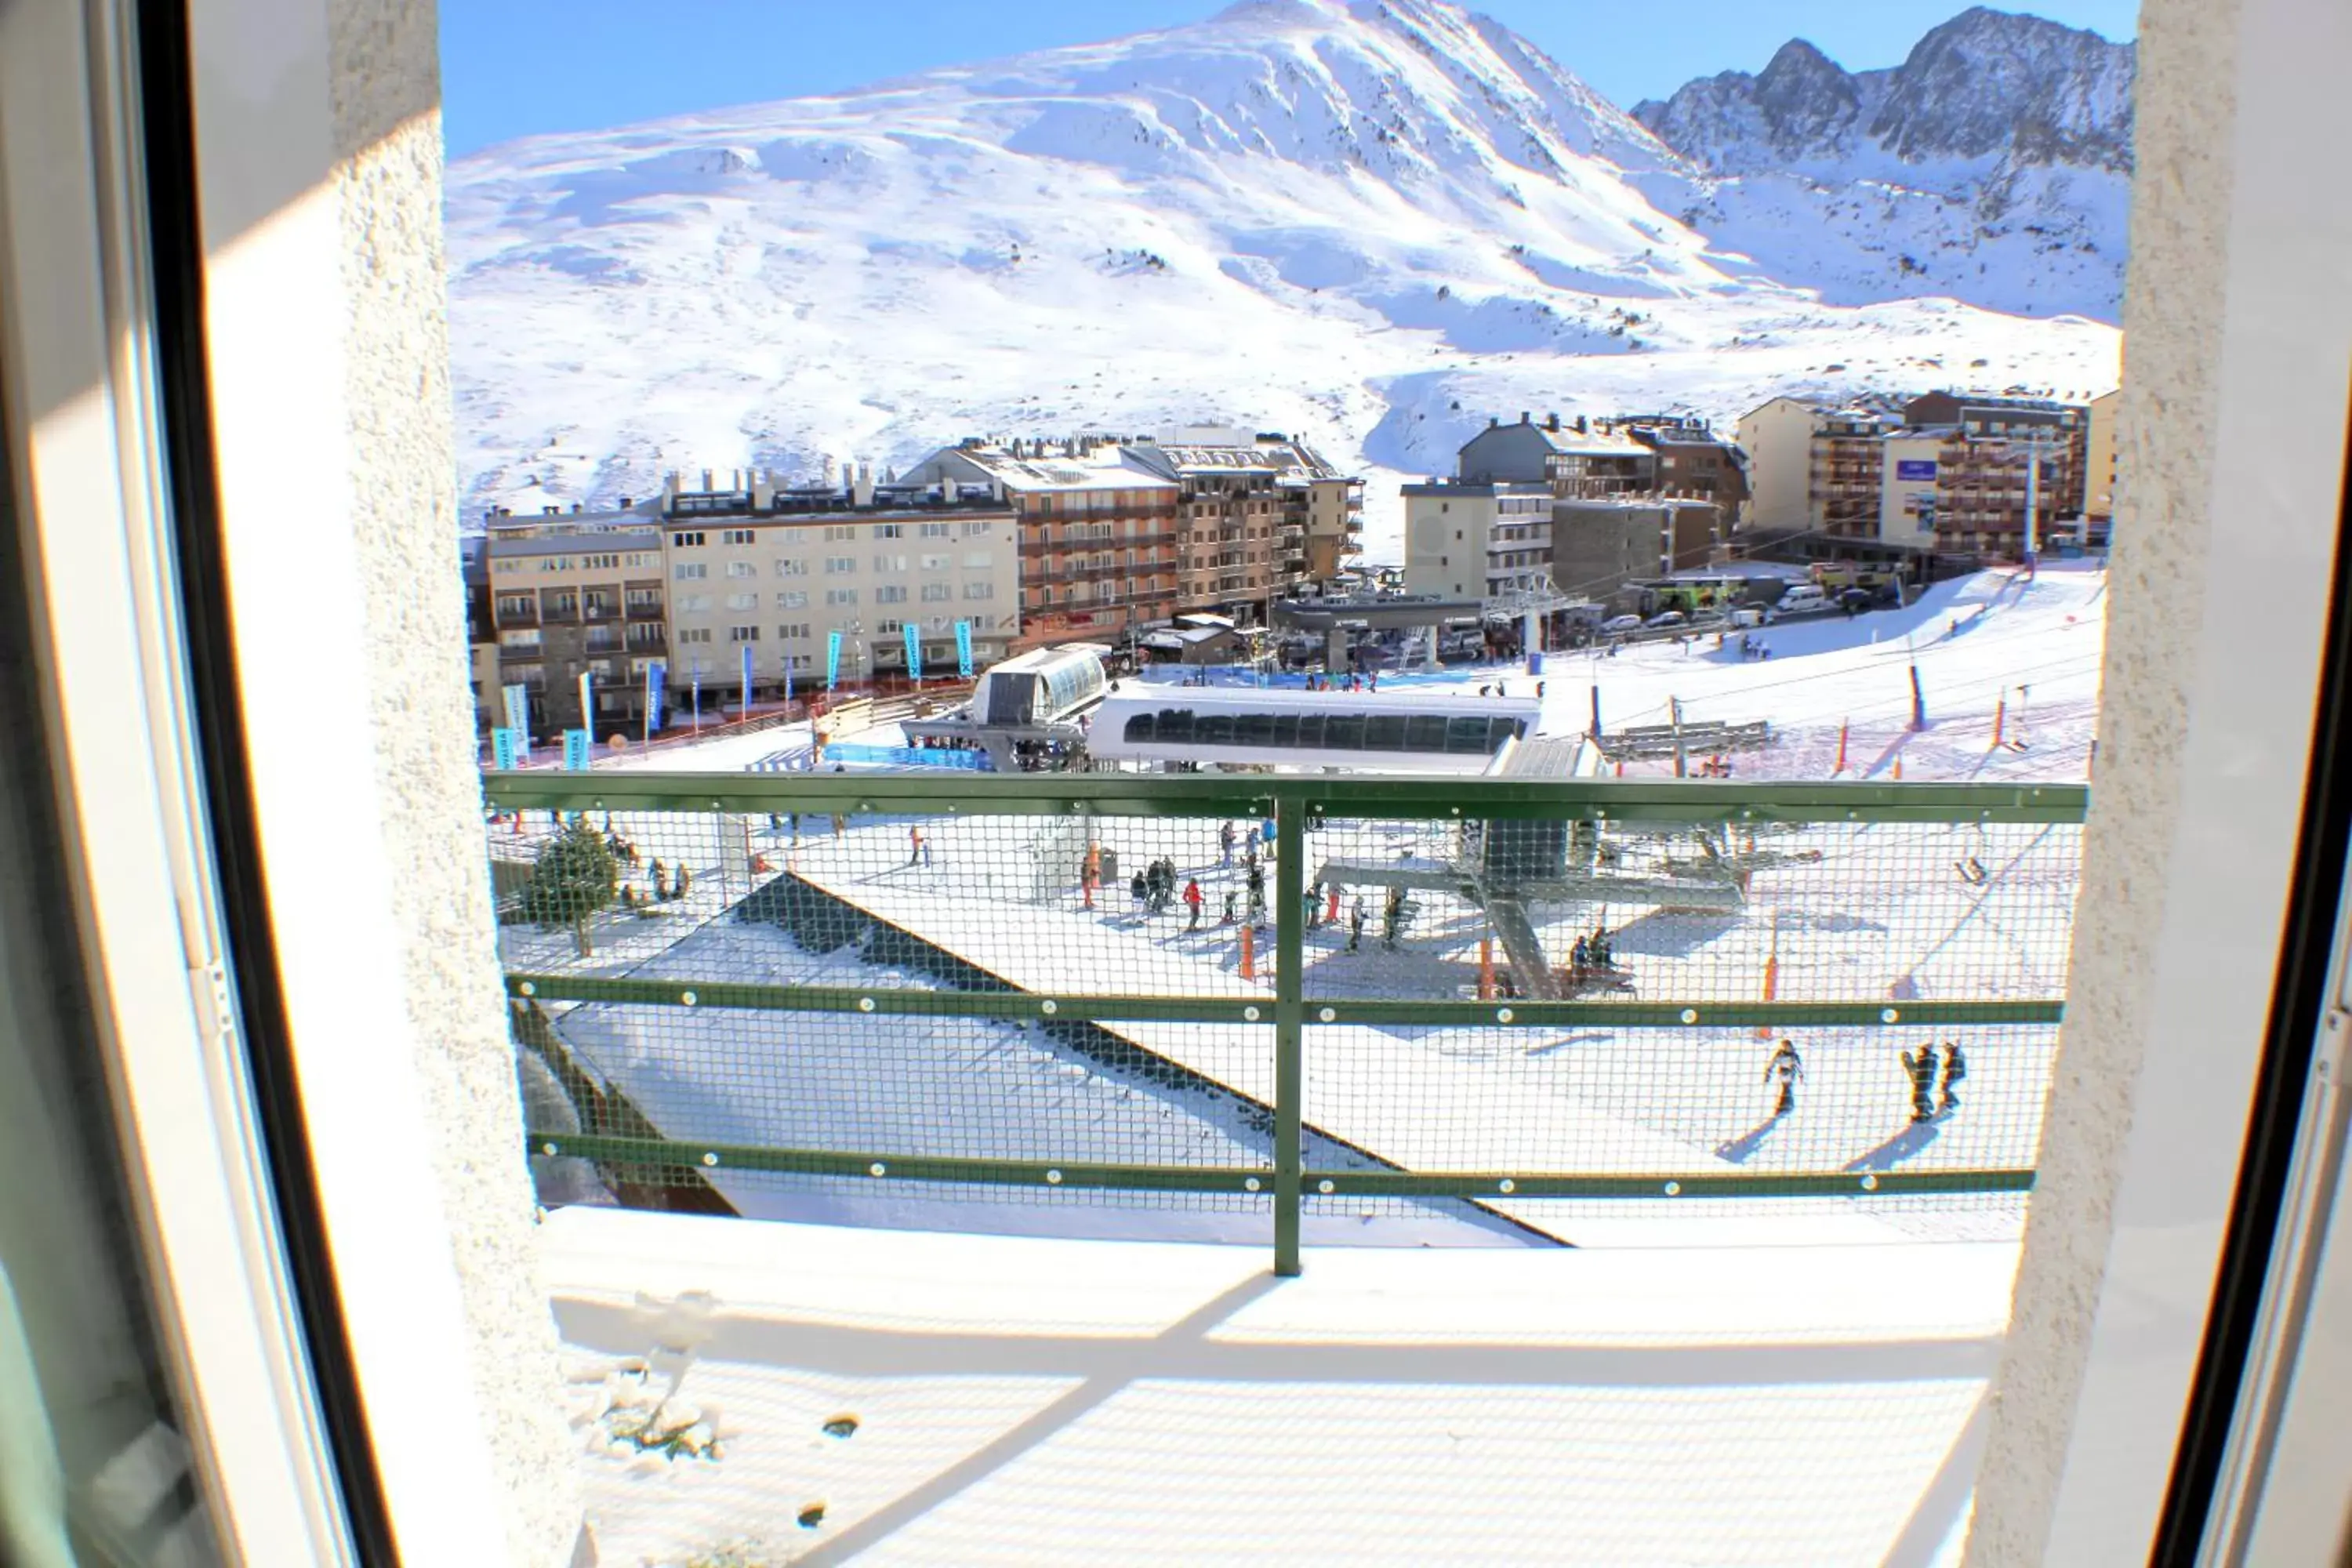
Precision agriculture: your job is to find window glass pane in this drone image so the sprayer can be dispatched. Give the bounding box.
[1197,713,1234,745]
[1156,709,1194,744]
[1447,715,1490,753]
[1324,714,1364,750]
[1406,715,1449,751]
[1364,715,1407,750]
[1236,713,1273,746]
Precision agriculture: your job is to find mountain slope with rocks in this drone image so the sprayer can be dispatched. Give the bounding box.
[1632,7,2133,318]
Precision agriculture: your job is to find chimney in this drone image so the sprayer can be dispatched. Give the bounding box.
[618,496,632,510]
[1577,416,1589,434]
[852,462,877,508]
[702,468,713,492]
[1519,412,1531,425]
[572,503,583,514]
[1546,412,1560,432]
[752,470,775,510]
[1488,416,1498,428]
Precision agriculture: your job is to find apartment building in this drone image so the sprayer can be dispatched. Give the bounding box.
[479,503,669,739]
[1125,429,1363,611]
[2084,387,2122,524]
[902,440,1183,646]
[1811,410,1897,543]
[460,535,497,729]
[1401,481,1555,599]
[659,468,1019,699]
[1733,397,1819,533]
[1553,498,1722,601]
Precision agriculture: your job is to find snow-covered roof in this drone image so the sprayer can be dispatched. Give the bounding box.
[937,443,1180,495]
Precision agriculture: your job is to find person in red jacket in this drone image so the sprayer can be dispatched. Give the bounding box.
[1182,877,1204,930]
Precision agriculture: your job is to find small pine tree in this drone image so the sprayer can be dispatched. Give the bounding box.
[522,821,618,956]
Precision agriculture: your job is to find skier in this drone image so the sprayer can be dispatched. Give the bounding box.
[1221,889,1238,926]
[1348,898,1367,953]
[1183,877,1204,930]
[1245,862,1265,922]
[1382,887,1403,950]
[909,825,931,868]
[1571,934,1592,969]
[673,865,694,901]
[649,858,669,901]
[1304,885,1320,930]
[1325,885,1341,926]
[1219,821,1237,867]
[1939,1041,1968,1117]
[1901,1042,1941,1123]
[1131,869,1149,917]
[1766,1039,1805,1117]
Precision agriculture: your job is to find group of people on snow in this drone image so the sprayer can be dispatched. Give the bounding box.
[1760,1037,1968,1123]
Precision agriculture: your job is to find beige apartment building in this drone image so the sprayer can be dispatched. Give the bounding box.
[1401,481,1554,599]
[478,505,670,740]
[659,469,1020,700]
[1733,396,1820,534]
[2084,387,2121,524]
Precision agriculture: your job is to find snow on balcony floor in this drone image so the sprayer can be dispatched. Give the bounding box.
[546,1207,2004,1566]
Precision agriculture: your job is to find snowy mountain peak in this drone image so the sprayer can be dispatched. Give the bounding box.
[445,2,2122,539]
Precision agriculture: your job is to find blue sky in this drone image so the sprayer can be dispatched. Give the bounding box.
[441,1,2140,158]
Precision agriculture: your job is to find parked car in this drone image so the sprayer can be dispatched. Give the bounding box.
[1644,610,1688,630]
[1601,614,1644,634]
[1777,585,1827,614]
[1837,587,1875,612]
[1728,607,1768,629]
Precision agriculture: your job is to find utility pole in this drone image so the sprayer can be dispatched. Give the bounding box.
[1670,696,1688,779]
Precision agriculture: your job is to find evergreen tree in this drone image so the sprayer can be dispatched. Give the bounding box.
[522,820,618,956]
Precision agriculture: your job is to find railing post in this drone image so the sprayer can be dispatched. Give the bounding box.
[1272,790,1306,1277]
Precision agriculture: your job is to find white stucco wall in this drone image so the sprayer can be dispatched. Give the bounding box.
[1967,0,2352,1559]
[188,0,585,1560]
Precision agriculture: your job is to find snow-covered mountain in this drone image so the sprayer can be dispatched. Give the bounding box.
[1632,8,2133,318]
[445,0,2125,557]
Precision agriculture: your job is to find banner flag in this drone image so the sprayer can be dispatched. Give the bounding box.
[956,619,974,679]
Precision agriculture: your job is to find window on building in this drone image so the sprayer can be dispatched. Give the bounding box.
[539,557,572,572]
[962,551,991,569]
[674,561,707,579]
[726,593,757,611]
[775,557,808,576]
[673,532,705,547]
[492,558,520,574]
[965,582,994,601]
[728,626,760,643]
[677,593,710,613]
[873,523,902,539]
[827,588,858,606]
[877,619,904,635]
[875,584,907,604]
[677,627,713,644]
[727,561,756,578]
[778,622,810,641]
[962,520,992,535]
[873,554,906,573]
[826,557,855,574]
[921,583,951,601]
[920,553,949,572]
[776,590,808,609]
[495,593,533,619]
[720,528,754,545]
[920,521,950,538]
[823,524,855,542]
[580,553,619,569]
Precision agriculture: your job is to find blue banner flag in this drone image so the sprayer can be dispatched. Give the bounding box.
[492,727,521,771]
[741,642,754,713]
[502,681,528,738]
[956,619,974,679]
[578,670,594,736]
[645,661,666,734]
[783,654,793,708]
[903,623,921,681]
[563,729,590,771]
[826,630,842,691]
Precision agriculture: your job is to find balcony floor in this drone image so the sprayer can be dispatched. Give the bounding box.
[545,1207,2005,1566]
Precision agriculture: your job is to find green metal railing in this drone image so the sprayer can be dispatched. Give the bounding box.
[486,771,2087,1274]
